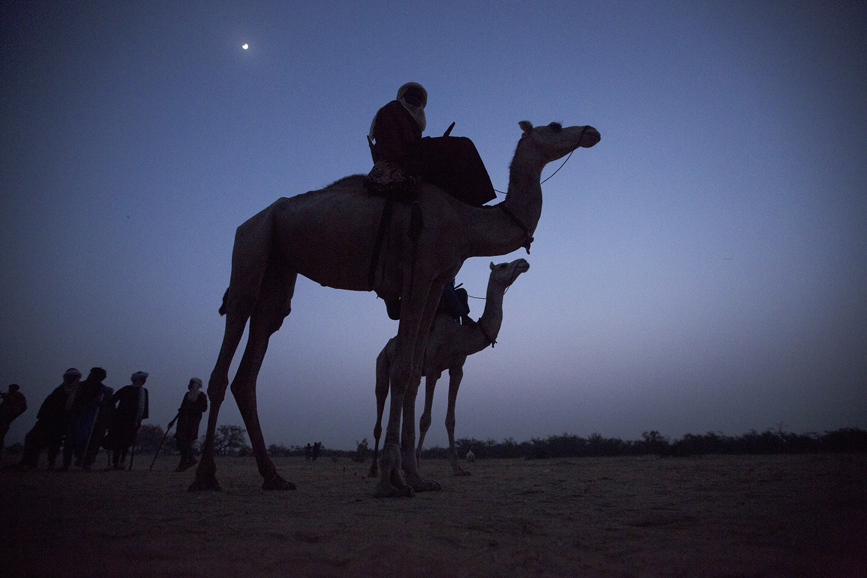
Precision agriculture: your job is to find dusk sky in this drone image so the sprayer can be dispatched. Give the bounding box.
[2,1,865,451]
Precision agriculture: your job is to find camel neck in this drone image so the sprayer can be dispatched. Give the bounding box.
[466,148,544,257]
[476,278,507,347]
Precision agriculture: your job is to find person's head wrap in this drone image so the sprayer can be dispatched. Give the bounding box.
[131,371,148,385]
[396,82,427,132]
[63,368,82,380]
[9,383,19,392]
[188,377,203,391]
[369,82,427,142]
[88,367,107,382]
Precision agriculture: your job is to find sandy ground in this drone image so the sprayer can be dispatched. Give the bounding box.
[1,452,865,578]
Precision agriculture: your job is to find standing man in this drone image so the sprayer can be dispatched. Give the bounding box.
[105,371,149,470]
[174,377,207,472]
[59,367,109,471]
[0,384,27,453]
[368,82,496,207]
[17,368,80,469]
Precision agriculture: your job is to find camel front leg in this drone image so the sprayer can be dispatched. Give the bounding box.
[399,277,445,492]
[416,371,441,467]
[445,365,471,476]
[375,270,442,497]
[369,343,391,478]
[374,300,419,497]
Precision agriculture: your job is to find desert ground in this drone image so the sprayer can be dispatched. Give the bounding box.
[1,452,865,577]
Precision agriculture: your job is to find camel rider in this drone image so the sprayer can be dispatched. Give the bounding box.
[369,82,494,321]
[368,82,496,207]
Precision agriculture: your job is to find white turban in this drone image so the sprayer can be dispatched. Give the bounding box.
[368,82,427,142]
[131,371,149,384]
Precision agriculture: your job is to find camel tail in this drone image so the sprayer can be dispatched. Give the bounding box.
[219,288,228,316]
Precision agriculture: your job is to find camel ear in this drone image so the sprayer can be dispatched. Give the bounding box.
[490,261,495,271]
[519,120,533,135]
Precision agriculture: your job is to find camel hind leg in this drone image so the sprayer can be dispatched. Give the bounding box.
[189,285,256,491]
[231,263,298,490]
[189,202,285,492]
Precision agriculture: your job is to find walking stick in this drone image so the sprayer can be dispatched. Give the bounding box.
[129,428,137,470]
[80,405,101,467]
[149,412,180,471]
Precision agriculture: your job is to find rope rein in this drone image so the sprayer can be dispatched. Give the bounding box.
[492,148,575,196]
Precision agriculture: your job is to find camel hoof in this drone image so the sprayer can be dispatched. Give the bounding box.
[262,475,296,491]
[374,481,415,498]
[406,474,442,492]
[188,478,221,492]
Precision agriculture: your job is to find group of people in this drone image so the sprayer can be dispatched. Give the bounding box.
[304,442,322,462]
[10,368,150,471]
[3,369,208,473]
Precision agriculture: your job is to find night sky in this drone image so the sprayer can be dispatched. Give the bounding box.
[2,1,865,450]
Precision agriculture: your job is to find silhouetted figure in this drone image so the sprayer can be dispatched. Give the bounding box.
[17,368,81,469]
[368,82,496,207]
[59,367,110,471]
[305,443,312,462]
[369,82,495,320]
[174,377,207,472]
[439,279,472,325]
[84,386,114,469]
[311,442,321,462]
[0,383,27,453]
[104,371,149,470]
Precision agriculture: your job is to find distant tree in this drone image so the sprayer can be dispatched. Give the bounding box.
[352,438,369,463]
[214,425,248,456]
[135,424,165,454]
[641,430,670,455]
[819,428,867,453]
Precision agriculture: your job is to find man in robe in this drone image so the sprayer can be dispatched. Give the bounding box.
[16,368,80,469]
[368,82,496,207]
[59,367,110,471]
[104,371,149,470]
[174,377,207,472]
[0,383,27,453]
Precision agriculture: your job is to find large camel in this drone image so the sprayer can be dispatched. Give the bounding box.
[369,258,529,479]
[190,120,600,497]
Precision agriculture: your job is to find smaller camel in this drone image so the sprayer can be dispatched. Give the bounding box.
[369,258,529,478]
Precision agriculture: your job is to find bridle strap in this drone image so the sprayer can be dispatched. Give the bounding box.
[498,203,534,254]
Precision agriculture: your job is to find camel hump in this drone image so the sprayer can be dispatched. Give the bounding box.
[325,174,367,189]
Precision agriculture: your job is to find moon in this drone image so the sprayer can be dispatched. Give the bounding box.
[242,43,248,50]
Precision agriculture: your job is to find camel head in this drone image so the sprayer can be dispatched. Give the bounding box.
[489,258,530,290]
[517,121,601,163]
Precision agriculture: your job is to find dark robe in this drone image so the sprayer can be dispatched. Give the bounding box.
[86,392,115,466]
[104,385,148,451]
[175,391,207,445]
[64,379,105,448]
[20,385,70,467]
[0,390,27,450]
[370,100,496,207]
